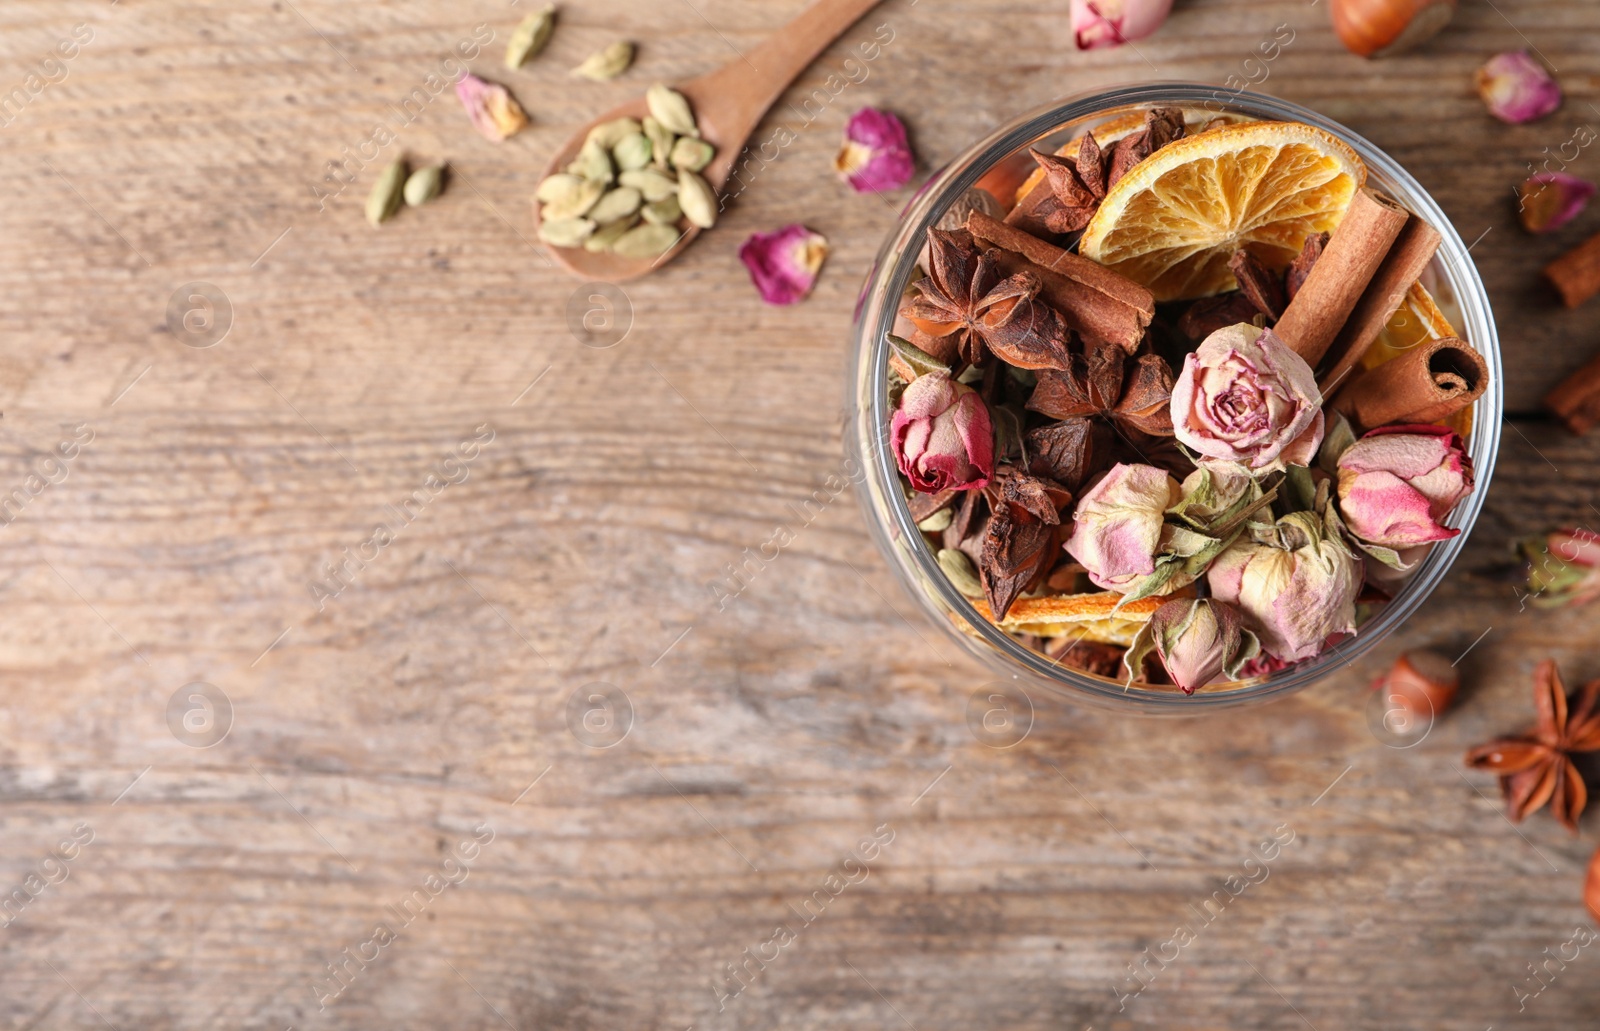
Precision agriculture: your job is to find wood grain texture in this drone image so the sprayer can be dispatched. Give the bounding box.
[0,1,1598,1029]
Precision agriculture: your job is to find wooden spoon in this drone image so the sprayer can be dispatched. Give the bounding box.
[537,0,885,281]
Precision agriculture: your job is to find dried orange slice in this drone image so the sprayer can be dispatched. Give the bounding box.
[1080,121,1365,301]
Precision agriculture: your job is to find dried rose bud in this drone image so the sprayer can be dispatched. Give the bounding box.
[1170,323,1325,474]
[1519,527,1600,608]
[1475,51,1561,125]
[890,370,994,494]
[1371,649,1459,719]
[738,225,829,306]
[1070,0,1173,50]
[1336,424,1473,550]
[834,108,915,194]
[1126,598,1260,694]
[1517,173,1596,234]
[1208,508,1362,662]
[455,74,529,143]
[1062,463,1181,593]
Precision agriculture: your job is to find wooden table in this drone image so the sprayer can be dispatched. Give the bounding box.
[2,1,1598,1028]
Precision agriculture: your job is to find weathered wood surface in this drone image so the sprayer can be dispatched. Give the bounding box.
[0,1,1598,1029]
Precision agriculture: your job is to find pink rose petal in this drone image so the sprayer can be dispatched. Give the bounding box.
[1475,51,1561,125]
[834,108,915,194]
[739,225,829,305]
[1518,173,1596,234]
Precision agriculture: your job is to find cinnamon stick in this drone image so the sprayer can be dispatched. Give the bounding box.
[1330,337,1488,430]
[966,212,1154,351]
[1317,216,1442,394]
[1544,230,1600,308]
[1275,189,1411,368]
[1545,348,1600,435]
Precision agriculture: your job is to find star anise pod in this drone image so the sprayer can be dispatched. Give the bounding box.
[1026,340,1176,437]
[1286,232,1329,300]
[901,230,1074,370]
[1029,131,1109,234]
[1025,417,1112,491]
[1106,107,1186,189]
[1227,249,1286,321]
[978,470,1070,619]
[1465,659,1600,832]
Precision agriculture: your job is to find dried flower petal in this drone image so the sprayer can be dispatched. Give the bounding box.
[1070,0,1173,49]
[738,225,829,306]
[1475,51,1561,125]
[1517,172,1596,234]
[455,74,528,142]
[834,108,915,194]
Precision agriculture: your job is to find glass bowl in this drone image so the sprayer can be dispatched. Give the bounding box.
[845,83,1502,713]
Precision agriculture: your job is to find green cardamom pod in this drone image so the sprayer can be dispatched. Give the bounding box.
[505,5,556,69]
[612,133,653,172]
[565,138,615,185]
[403,165,443,207]
[937,549,984,598]
[620,167,677,203]
[917,509,953,533]
[676,169,718,230]
[536,173,585,204]
[611,223,682,260]
[640,195,681,225]
[572,41,634,81]
[538,217,597,249]
[646,84,698,137]
[365,159,406,226]
[642,117,676,171]
[669,137,714,173]
[588,187,642,225]
[585,117,642,150]
[584,214,640,253]
[540,178,605,221]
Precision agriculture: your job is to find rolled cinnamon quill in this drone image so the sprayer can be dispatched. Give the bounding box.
[1317,216,1442,394]
[1330,337,1488,430]
[966,212,1155,352]
[1545,348,1600,435]
[1275,188,1411,368]
[1544,230,1600,308]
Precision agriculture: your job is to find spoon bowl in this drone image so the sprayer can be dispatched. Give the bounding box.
[537,0,883,281]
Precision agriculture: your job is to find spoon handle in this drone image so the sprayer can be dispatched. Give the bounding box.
[692,0,886,138]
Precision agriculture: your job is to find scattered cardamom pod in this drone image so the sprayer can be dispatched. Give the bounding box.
[536,173,586,204]
[403,165,444,207]
[646,84,698,137]
[586,117,642,150]
[619,168,678,202]
[566,138,615,185]
[917,508,954,533]
[573,41,634,81]
[641,195,681,225]
[365,159,406,226]
[612,133,653,172]
[677,168,718,229]
[585,214,640,253]
[937,549,984,598]
[540,177,605,221]
[642,117,677,171]
[505,5,556,69]
[588,186,642,225]
[538,217,597,248]
[611,223,682,260]
[669,137,714,173]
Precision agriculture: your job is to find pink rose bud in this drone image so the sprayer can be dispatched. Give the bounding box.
[739,225,829,305]
[1063,463,1181,592]
[1170,323,1325,473]
[456,74,529,142]
[1070,0,1174,49]
[1475,51,1561,125]
[1517,173,1596,234]
[891,370,994,493]
[1128,598,1260,694]
[1208,510,1362,662]
[834,108,915,194]
[1336,424,1473,549]
[1520,528,1600,608]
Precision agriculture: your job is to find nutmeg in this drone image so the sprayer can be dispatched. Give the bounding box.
[1330,0,1456,59]
[1587,845,1600,926]
[1372,649,1459,718]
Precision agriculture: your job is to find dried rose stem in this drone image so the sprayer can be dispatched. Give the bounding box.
[1276,188,1410,368]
